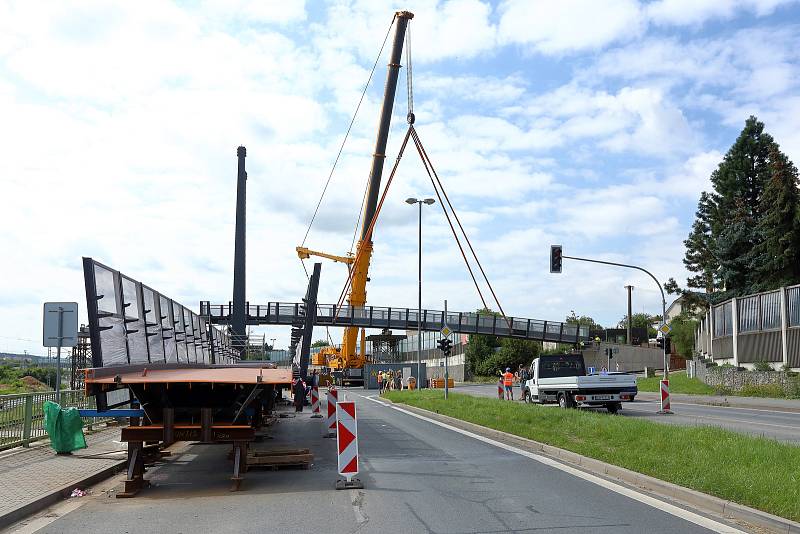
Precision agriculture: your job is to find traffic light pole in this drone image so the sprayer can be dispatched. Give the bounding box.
[444,299,449,400]
[561,255,668,380]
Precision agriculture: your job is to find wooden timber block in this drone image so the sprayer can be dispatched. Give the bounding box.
[244,452,314,471]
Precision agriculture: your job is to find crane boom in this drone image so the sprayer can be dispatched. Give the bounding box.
[341,11,413,365]
[304,11,414,382]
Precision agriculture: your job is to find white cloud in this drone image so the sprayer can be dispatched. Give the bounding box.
[647,0,798,26]
[498,0,645,53]
[316,0,497,64]
[200,0,307,25]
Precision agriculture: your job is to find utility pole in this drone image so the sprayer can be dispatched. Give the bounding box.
[444,299,449,400]
[625,285,633,345]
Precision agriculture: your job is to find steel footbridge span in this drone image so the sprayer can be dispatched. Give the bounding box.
[200,302,591,344]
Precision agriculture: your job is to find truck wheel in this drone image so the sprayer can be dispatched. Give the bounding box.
[524,390,532,404]
[558,393,568,409]
[606,403,621,414]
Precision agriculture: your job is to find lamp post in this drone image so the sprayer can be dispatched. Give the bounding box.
[406,197,435,389]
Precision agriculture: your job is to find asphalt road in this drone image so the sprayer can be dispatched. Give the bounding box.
[457,384,800,443]
[20,390,750,534]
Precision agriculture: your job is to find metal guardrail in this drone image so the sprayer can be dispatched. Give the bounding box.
[0,390,111,452]
[200,302,591,344]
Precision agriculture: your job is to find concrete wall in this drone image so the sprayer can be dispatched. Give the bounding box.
[582,343,665,372]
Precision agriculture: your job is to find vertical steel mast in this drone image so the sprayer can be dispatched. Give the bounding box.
[232,146,247,355]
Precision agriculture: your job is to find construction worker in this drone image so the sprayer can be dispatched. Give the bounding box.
[502,367,515,400]
[292,376,306,412]
[516,364,528,399]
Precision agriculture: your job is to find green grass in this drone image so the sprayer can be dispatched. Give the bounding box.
[384,389,800,522]
[637,371,716,395]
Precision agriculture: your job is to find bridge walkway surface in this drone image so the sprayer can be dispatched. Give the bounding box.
[200,301,591,344]
[0,425,126,530]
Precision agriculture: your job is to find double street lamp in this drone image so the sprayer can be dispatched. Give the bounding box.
[406,197,436,389]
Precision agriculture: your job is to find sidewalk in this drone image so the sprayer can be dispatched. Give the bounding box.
[0,425,126,530]
[637,391,800,412]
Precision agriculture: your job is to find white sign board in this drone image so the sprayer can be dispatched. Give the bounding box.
[659,323,672,335]
[42,302,79,347]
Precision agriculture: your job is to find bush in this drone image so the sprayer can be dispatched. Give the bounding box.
[739,383,786,397]
[753,361,775,372]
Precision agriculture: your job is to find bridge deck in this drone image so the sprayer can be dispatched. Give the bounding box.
[200,302,590,344]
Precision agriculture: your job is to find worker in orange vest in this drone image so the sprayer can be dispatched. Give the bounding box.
[502,367,515,400]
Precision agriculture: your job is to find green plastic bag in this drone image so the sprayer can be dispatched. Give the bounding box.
[43,401,87,453]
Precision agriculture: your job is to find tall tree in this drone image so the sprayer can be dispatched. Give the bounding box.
[565,310,602,330]
[683,192,719,293]
[749,147,800,290]
[709,116,774,227]
[676,116,800,299]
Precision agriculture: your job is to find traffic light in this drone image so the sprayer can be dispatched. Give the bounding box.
[437,337,452,357]
[550,245,562,274]
[656,337,664,349]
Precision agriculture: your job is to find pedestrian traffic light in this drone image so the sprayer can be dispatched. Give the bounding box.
[437,338,452,357]
[550,245,562,274]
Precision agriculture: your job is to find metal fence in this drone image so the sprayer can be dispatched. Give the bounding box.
[0,390,111,452]
[702,283,800,366]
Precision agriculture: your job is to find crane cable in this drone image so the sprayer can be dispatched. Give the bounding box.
[410,127,512,329]
[298,14,398,278]
[331,126,414,322]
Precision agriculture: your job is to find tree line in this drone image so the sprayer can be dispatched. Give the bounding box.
[669,116,800,303]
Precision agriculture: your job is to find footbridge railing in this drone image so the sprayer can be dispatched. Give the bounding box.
[200,302,590,344]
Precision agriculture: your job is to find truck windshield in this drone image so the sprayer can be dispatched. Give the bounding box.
[538,355,585,378]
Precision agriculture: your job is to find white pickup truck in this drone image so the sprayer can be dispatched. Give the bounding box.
[522,354,637,414]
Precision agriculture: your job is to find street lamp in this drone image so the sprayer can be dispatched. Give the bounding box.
[405,197,436,389]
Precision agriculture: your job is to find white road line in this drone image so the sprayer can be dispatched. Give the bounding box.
[634,401,800,417]
[360,394,746,534]
[623,407,800,430]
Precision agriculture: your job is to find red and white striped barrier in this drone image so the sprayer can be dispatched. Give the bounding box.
[311,386,322,418]
[658,379,673,414]
[325,387,338,437]
[335,400,363,489]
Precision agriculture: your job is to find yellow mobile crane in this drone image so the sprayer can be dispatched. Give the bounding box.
[297,11,414,385]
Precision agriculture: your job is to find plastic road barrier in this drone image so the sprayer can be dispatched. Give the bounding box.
[335,400,362,489]
[326,388,338,436]
[659,379,673,414]
[311,386,322,418]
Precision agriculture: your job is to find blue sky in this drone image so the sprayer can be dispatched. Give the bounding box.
[1,0,799,355]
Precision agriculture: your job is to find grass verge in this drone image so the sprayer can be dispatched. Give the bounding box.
[384,389,800,522]
[637,371,716,395]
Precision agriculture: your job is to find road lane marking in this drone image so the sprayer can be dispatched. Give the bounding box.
[634,400,800,417]
[361,394,746,534]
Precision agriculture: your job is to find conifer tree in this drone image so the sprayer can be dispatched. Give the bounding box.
[749,147,800,290]
[683,192,718,293]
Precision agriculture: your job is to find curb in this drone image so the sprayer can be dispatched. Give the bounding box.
[384,399,800,534]
[0,459,126,530]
